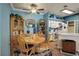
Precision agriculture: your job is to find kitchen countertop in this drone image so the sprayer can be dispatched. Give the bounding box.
[58,33,79,37]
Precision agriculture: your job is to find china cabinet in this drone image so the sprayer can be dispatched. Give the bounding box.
[10,13,24,55]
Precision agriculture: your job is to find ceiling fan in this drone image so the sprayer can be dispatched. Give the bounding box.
[22,4,45,14]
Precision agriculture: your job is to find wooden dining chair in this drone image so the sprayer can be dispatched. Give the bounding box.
[24,36,36,56]
[17,36,35,56]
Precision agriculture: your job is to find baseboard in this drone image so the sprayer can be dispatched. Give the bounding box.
[61,52,75,56]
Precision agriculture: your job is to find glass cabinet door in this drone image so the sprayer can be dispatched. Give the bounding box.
[14,20,18,30]
[20,20,23,30]
[19,20,24,34]
[68,21,75,33]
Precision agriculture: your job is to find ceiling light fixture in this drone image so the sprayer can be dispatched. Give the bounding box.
[30,4,37,13]
[61,9,74,14]
[31,9,36,13]
[61,5,75,14]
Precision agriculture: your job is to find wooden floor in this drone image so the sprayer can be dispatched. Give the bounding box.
[19,41,62,56]
[39,41,62,56]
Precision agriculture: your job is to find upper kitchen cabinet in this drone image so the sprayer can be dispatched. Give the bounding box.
[67,20,79,33]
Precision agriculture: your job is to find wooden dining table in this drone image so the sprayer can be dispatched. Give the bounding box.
[24,36,45,45]
[24,35,45,54]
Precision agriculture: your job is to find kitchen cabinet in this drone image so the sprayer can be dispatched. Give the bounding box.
[67,20,79,33]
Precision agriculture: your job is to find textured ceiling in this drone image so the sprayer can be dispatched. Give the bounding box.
[11,3,79,17]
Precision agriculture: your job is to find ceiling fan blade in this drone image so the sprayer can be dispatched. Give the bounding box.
[36,11,40,14]
[21,8,32,13]
[37,8,44,11]
[37,9,44,14]
[36,11,45,14]
[22,8,30,10]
